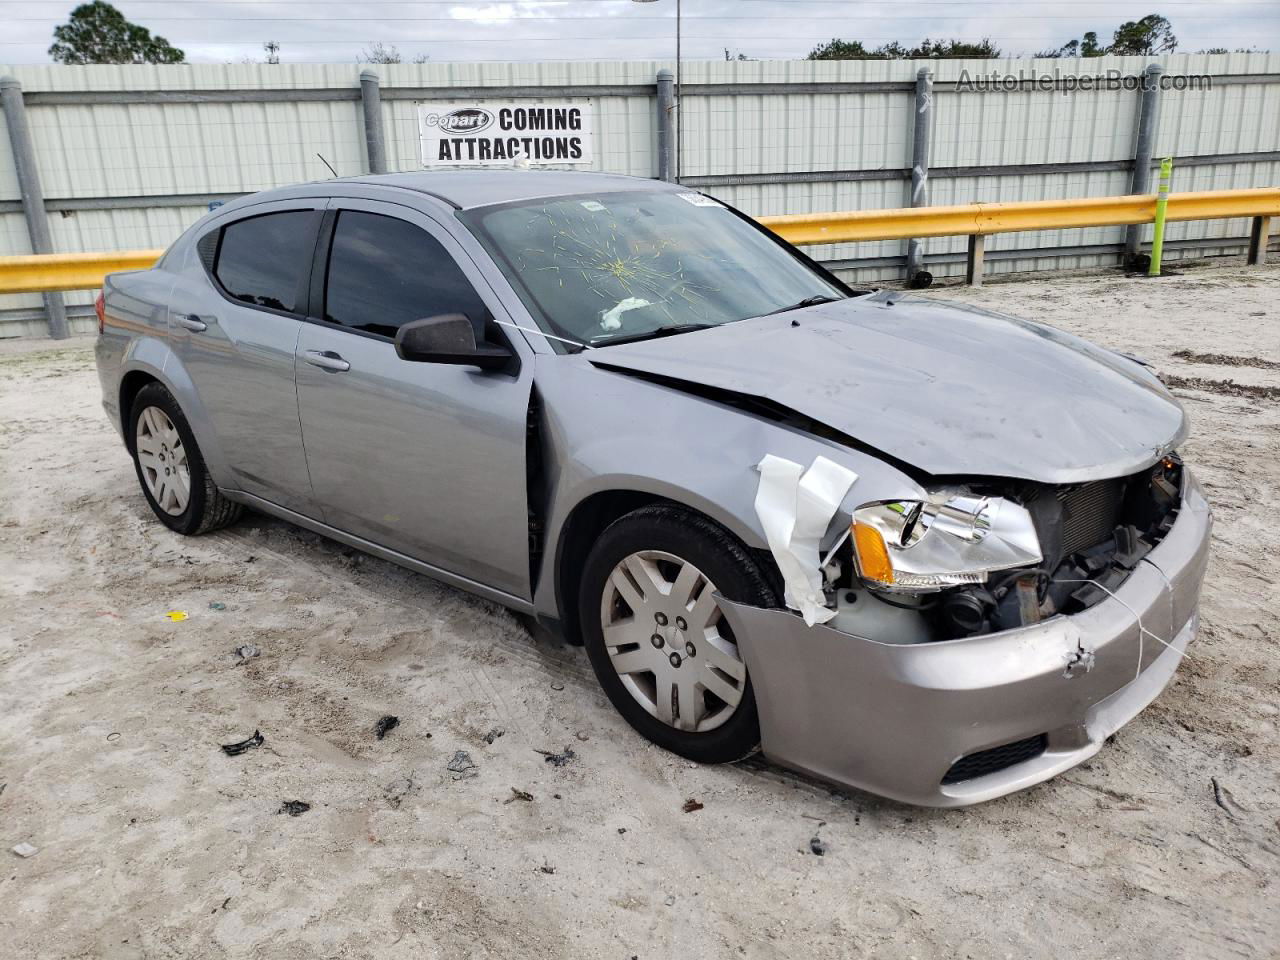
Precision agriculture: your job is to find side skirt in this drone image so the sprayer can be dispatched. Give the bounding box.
[223,490,537,615]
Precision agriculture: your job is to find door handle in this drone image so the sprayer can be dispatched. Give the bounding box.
[303,350,351,372]
[175,314,207,332]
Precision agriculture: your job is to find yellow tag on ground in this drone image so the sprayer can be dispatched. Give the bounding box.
[164,610,188,622]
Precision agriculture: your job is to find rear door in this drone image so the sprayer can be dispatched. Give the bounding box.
[172,202,322,516]
[294,200,532,600]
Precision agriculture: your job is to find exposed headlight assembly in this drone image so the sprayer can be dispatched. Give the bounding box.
[852,492,1042,593]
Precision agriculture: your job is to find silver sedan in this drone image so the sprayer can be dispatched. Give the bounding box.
[95,170,1210,806]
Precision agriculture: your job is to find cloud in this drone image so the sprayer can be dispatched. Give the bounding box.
[2,0,1268,65]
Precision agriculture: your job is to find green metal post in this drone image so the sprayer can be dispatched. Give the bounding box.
[1148,157,1173,277]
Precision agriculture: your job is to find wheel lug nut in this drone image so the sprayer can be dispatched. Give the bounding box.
[651,634,664,648]
[668,652,682,668]
[654,612,667,626]
[685,642,696,657]
[675,616,687,631]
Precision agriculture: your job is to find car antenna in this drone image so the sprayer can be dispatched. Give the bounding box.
[492,318,593,351]
[315,153,338,178]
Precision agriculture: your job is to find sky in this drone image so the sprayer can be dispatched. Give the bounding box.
[2,0,1276,65]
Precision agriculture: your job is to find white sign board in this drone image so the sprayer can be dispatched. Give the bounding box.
[417,101,594,167]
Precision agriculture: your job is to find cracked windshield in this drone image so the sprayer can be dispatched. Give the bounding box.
[463,190,844,348]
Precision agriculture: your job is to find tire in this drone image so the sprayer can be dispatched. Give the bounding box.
[578,504,780,764]
[128,382,242,535]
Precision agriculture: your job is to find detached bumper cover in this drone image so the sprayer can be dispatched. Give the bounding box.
[719,472,1212,807]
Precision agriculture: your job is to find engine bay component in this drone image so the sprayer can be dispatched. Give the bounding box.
[932,455,1186,640]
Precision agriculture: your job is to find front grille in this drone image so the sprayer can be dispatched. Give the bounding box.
[1057,478,1125,556]
[941,733,1048,785]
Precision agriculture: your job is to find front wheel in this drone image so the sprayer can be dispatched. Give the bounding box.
[578,505,780,764]
[129,382,242,535]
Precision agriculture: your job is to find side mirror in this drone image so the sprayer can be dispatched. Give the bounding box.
[394,314,512,370]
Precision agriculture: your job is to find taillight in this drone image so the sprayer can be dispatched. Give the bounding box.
[95,290,106,334]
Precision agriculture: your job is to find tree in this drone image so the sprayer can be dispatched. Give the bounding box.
[807,39,875,60]
[1039,15,1176,58]
[723,47,750,61]
[360,42,428,64]
[1109,14,1177,55]
[362,42,401,64]
[807,37,1000,60]
[49,1,184,64]
[263,40,281,64]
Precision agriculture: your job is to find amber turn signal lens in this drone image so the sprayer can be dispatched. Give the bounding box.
[853,521,895,586]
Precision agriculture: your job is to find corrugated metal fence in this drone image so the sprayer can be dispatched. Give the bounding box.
[2,54,1278,336]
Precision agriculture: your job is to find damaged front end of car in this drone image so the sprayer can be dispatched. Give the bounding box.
[724,455,1211,807]
[837,454,1187,644]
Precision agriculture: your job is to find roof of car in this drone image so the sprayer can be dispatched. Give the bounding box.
[337,170,682,210]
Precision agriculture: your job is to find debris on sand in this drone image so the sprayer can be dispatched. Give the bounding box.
[536,747,576,767]
[1172,349,1280,371]
[220,730,264,756]
[505,787,534,804]
[375,715,400,740]
[164,610,188,622]
[483,727,505,745]
[809,836,827,856]
[682,798,704,813]
[234,643,260,663]
[12,842,38,858]
[1158,373,1280,401]
[209,602,227,611]
[278,800,311,817]
[385,773,418,809]
[539,863,556,875]
[447,750,478,780]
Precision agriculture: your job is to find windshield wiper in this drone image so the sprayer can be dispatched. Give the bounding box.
[765,294,841,316]
[592,323,718,348]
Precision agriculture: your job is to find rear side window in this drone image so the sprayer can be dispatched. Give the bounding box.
[214,210,316,313]
[323,210,489,339]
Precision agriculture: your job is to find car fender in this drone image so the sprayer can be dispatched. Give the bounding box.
[117,335,237,491]
[531,356,926,620]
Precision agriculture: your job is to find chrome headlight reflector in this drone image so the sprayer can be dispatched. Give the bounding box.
[852,492,1042,592]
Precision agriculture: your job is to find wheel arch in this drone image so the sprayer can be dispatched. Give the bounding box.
[115,349,235,491]
[552,488,779,645]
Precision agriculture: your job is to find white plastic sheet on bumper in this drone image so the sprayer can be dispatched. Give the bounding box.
[753,454,858,626]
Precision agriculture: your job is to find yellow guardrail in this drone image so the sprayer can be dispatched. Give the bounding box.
[758,187,1280,245]
[0,187,1275,296]
[0,249,164,295]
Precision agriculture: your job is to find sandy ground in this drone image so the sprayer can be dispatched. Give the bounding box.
[1,261,1278,960]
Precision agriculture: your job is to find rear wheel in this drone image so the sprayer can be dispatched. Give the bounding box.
[129,382,241,535]
[578,505,779,764]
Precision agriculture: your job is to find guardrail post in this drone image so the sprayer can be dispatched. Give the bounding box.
[1,75,69,339]
[1247,216,1271,265]
[1123,64,1163,271]
[656,68,676,183]
[905,67,933,288]
[965,234,985,286]
[360,69,387,175]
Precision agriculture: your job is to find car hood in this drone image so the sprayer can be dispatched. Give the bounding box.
[587,292,1187,484]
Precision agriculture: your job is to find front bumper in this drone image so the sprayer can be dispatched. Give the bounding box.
[719,471,1212,807]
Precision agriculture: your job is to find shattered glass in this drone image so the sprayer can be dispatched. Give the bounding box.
[463,191,843,348]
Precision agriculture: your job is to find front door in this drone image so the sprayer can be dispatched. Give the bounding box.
[170,203,322,516]
[294,200,532,600]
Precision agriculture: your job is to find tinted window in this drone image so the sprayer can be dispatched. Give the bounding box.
[214,210,316,312]
[324,211,489,339]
